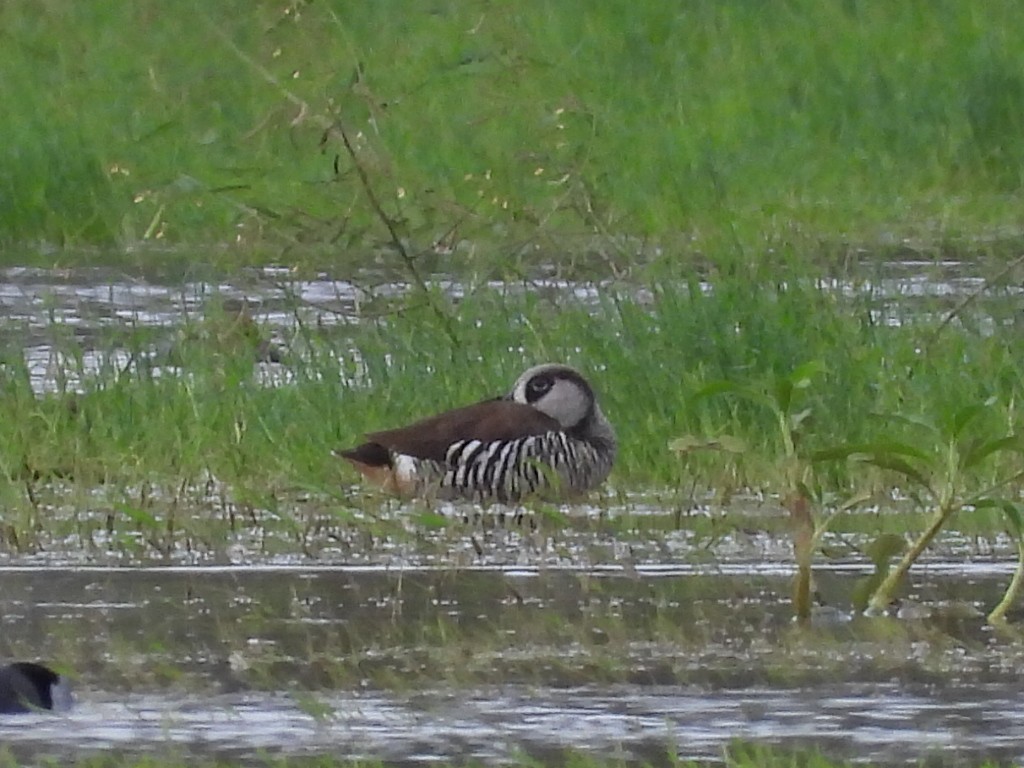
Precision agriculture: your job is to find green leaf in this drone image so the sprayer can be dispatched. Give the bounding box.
[811,441,931,486]
[960,434,1023,470]
[810,440,932,464]
[858,454,931,488]
[972,498,1023,536]
[1005,505,1024,537]
[865,532,907,567]
[950,402,992,439]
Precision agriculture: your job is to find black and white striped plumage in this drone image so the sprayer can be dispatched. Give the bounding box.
[337,363,616,502]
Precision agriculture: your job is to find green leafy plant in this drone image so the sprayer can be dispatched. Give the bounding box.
[814,400,1024,617]
[672,361,852,623]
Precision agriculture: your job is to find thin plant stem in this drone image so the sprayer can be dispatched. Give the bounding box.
[866,504,953,614]
[988,534,1024,625]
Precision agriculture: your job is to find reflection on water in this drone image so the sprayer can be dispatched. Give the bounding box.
[1,564,1023,765]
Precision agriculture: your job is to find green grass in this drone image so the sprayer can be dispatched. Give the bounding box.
[0,271,1023,557]
[3,1,1024,261]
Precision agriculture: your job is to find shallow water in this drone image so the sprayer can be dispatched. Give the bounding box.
[3,563,1024,765]
[5,682,1024,766]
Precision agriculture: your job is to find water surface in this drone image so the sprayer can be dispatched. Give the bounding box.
[2,562,1023,765]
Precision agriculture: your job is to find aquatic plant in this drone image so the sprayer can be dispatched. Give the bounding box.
[672,361,871,623]
[814,401,1024,617]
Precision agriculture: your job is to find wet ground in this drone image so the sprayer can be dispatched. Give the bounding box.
[3,263,1024,765]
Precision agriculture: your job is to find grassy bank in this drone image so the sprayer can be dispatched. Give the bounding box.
[3,1,1024,262]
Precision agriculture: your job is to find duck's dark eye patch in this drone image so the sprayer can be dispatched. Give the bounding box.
[525,374,554,401]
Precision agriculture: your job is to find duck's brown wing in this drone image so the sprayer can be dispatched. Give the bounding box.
[338,399,561,467]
